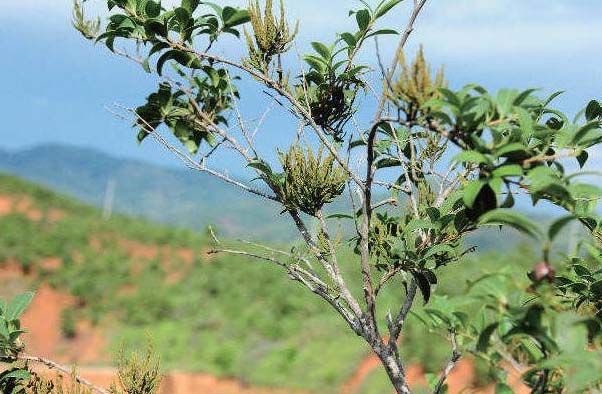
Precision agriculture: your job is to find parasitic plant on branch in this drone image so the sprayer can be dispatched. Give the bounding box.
[73,0,602,392]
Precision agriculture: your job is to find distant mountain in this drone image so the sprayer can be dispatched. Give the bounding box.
[0,144,572,249]
[0,144,295,241]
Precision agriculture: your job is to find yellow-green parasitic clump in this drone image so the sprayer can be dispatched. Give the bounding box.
[278,145,346,216]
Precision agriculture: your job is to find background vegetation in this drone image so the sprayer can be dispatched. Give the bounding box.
[0,172,567,392]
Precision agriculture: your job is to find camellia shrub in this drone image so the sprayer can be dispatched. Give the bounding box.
[72,0,602,392]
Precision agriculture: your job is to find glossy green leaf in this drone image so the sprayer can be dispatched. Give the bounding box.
[412,271,431,304]
[7,292,34,321]
[355,9,370,31]
[311,42,331,60]
[453,151,491,166]
[492,165,523,178]
[462,180,486,209]
[585,100,601,121]
[477,322,499,352]
[374,0,404,18]
[478,209,542,239]
[548,215,578,241]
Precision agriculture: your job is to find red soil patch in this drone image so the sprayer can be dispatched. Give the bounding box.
[15,196,43,221]
[0,194,65,222]
[341,352,381,394]
[0,195,12,215]
[39,257,62,272]
[160,371,306,394]
[21,285,75,359]
[32,367,308,394]
[0,259,27,281]
[175,247,195,264]
[118,238,159,260]
[340,340,529,394]
[47,208,66,222]
[20,284,108,364]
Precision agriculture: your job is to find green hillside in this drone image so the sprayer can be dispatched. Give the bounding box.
[0,173,543,392]
[0,144,295,242]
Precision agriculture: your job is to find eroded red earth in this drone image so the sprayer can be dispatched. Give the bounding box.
[0,193,530,393]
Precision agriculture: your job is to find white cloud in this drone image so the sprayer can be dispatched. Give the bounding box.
[6,0,599,58]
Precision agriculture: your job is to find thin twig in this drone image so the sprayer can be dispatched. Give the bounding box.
[19,355,109,394]
[390,279,418,341]
[110,105,279,202]
[432,330,462,394]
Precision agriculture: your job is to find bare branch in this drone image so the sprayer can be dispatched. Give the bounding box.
[165,39,364,187]
[19,355,109,394]
[110,105,279,202]
[390,279,418,341]
[316,211,363,318]
[210,245,361,335]
[373,0,429,122]
[432,330,462,394]
[225,69,259,158]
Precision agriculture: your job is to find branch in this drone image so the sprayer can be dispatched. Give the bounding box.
[210,246,361,335]
[111,105,279,203]
[390,278,418,341]
[165,39,364,187]
[373,0,429,122]
[375,266,403,296]
[19,355,109,394]
[316,211,363,318]
[359,1,429,333]
[432,330,461,394]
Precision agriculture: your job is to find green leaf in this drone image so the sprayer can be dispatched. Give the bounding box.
[575,150,589,168]
[412,271,431,304]
[156,50,200,75]
[0,319,9,340]
[390,240,406,258]
[326,213,354,220]
[515,107,534,136]
[247,160,273,175]
[573,264,592,277]
[365,29,399,39]
[477,322,499,352]
[494,143,529,158]
[548,215,578,241]
[2,369,31,380]
[224,9,250,27]
[303,55,327,72]
[7,292,34,321]
[181,0,200,13]
[311,42,331,60]
[590,280,602,297]
[145,1,161,18]
[453,150,491,166]
[374,0,404,18]
[462,180,486,209]
[492,165,523,178]
[495,383,513,394]
[184,140,198,154]
[375,158,401,169]
[404,219,436,236]
[572,121,600,146]
[496,89,517,116]
[355,9,370,31]
[585,100,601,121]
[478,209,542,239]
[513,88,538,106]
[423,244,455,260]
[142,57,151,73]
[339,32,357,48]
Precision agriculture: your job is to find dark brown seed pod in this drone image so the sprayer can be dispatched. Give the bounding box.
[528,261,556,283]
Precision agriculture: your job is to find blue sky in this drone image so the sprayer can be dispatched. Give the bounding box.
[1,0,601,170]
